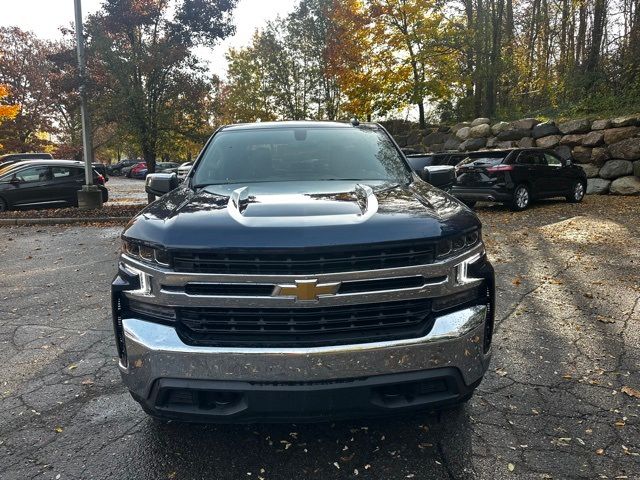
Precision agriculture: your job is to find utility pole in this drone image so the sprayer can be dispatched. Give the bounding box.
[74,0,103,209]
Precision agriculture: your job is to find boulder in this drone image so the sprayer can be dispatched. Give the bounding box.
[438,125,451,133]
[559,118,591,134]
[496,128,530,141]
[599,159,634,179]
[510,118,541,130]
[470,117,491,127]
[486,137,499,148]
[572,146,592,163]
[451,122,471,133]
[491,121,510,135]
[459,137,487,151]
[395,134,408,147]
[591,119,612,130]
[610,115,639,128]
[497,141,517,149]
[587,178,611,195]
[535,135,562,148]
[518,137,535,148]
[469,123,492,138]
[444,137,461,151]
[406,130,423,146]
[603,126,640,145]
[578,164,600,178]
[423,131,449,145]
[591,147,611,166]
[560,134,586,147]
[430,143,445,153]
[609,176,640,195]
[581,131,604,147]
[554,145,572,160]
[608,137,640,160]
[634,160,640,178]
[456,126,471,141]
[532,121,560,139]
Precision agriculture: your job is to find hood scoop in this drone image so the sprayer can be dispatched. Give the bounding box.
[227,184,379,227]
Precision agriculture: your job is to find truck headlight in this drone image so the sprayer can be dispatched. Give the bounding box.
[455,251,485,285]
[436,229,481,259]
[122,239,171,267]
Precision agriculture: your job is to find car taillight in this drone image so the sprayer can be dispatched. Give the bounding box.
[486,164,514,173]
[96,174,105,185]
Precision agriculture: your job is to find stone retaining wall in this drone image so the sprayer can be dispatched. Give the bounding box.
[381,116,640,195]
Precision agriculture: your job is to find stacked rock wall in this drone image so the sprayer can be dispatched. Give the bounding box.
[381,115,640,195]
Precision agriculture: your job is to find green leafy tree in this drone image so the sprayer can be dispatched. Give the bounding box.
[87,0,238,172]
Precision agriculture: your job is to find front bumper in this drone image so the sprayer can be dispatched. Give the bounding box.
[118,305,491,422]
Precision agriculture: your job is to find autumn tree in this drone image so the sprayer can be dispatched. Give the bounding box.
[86,0,237,172]
[218,0,343,123]
[327,0,389,120]
[0,85,20,149]
[0,28,55,153]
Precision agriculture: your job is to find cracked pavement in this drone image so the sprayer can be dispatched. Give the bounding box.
[0,196,639,479]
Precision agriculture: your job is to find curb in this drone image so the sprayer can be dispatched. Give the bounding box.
[0,217,130,226]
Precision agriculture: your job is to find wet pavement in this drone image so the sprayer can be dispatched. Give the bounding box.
[0,196,639,479]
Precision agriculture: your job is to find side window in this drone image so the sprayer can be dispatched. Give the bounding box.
[15,166,51,183]
[544,153,562,167]
[52,167,73,179]
[517,152,538,165]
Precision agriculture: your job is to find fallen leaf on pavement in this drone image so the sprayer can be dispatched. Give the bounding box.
[621,386,640,398]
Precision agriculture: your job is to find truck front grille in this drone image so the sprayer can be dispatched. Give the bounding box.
[175,298,435,347]
[171,241,436,275]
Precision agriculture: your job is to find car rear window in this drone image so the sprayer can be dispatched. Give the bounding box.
[457,153,507,167]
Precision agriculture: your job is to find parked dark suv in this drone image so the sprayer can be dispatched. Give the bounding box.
[111,121,495,423]
[450,148,587,210]
[0,160,108,211]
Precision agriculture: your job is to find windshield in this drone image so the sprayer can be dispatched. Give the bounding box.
[191,126,411,186]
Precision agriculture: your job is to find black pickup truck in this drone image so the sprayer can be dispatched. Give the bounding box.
[111,121,495,423]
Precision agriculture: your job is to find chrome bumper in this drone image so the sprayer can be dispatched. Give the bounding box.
[119,305,491,399]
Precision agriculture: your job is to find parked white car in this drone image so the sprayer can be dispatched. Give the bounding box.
[176,162,193,181]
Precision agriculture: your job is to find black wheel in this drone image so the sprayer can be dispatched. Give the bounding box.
[566,180,586,203]
[510,184,530,211]
[0,196,8,212]
[462,200,477,208]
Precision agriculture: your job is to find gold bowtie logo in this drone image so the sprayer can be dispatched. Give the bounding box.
[273,279,341,302]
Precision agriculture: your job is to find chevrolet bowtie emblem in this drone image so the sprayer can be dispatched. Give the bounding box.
[273,279,341,302]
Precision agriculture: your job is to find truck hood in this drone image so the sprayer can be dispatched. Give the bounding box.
[123,180,480,250]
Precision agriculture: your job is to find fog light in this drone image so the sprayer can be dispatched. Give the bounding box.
[432,287,480,312]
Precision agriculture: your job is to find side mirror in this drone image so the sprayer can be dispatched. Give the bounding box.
[145,173,179,197]
[422,165,456,189]
[9,174,20,185]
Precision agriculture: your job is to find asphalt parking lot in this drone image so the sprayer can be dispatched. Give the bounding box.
[0,196,639,479]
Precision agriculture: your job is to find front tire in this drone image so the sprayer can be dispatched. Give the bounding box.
[510,184,530,211]
[566,181,586,203]
[0,196,8,212]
